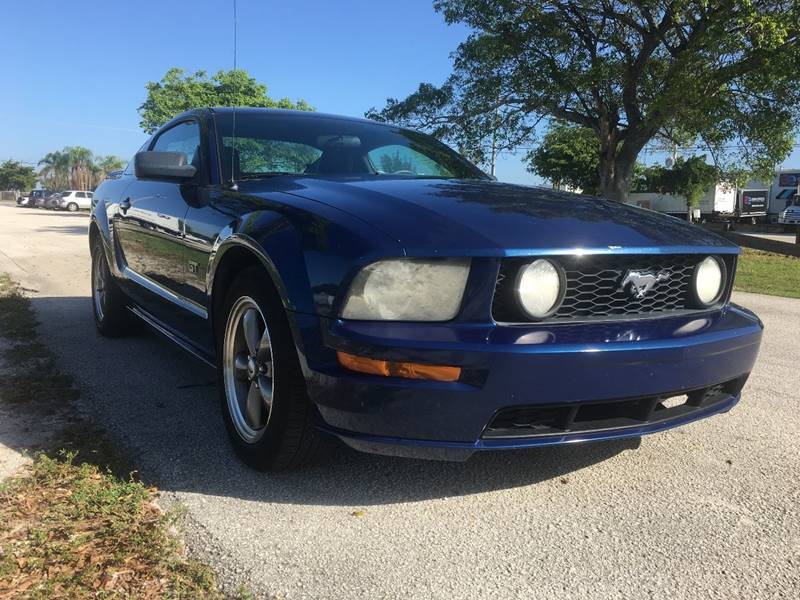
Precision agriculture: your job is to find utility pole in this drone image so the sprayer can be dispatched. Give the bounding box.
[489,104,499,178]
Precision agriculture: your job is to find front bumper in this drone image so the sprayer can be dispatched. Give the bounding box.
[294,305,763,461]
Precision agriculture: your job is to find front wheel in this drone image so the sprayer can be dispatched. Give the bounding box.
[67,202,78,212]
[91,240,141,337]
[218,267,324,470]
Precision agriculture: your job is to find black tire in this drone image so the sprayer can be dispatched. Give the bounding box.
[91,240,141,337]
[67,202,78,212]
[217,267,324,471]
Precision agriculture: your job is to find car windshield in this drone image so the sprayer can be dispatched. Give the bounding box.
[214,111,488,181]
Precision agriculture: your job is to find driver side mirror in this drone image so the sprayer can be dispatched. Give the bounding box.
[134,151,197,181]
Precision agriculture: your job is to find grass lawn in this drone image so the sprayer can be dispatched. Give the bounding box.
[734,248,800,299]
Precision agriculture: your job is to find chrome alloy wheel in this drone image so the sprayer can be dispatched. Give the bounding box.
[223,296,275,443]
[92,250,107,321]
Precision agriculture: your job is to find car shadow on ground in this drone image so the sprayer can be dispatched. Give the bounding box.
[5,295,639,507]
[33,225,90,236]
[16,209,90,217]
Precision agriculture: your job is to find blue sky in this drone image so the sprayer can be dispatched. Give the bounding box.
[2,0,798,185]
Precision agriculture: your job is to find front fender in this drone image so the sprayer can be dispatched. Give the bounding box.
[206,193,402,322]
[208,227,302,312]
[89,177,134,279]
[89,201,121,279]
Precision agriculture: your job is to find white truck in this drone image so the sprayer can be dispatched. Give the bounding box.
[735,169,800,224]
[771,170,800,225]
[625,168,800,223]
[626,183,756,222]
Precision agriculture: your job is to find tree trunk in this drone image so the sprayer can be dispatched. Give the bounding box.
[597,124,624,200]
[599,153,635,202]
[687,202,693,223]
[598,128,653,203]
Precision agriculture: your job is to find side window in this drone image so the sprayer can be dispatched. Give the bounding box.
[77,192,87,198]
[124,141,150,175]
[151,121,201,165]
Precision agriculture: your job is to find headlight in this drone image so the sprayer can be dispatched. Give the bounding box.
[341,258,470,321]
[516,259,564,319]
[693,256,725,306]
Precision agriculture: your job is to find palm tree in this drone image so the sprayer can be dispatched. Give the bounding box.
[38,151,70,190]
[94,155,126,185]
[65,146,95,190]
[39,148,127,190]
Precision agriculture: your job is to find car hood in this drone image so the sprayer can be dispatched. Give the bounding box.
[267,177,735,255]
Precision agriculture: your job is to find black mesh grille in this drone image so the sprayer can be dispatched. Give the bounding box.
[483,377,747,439]
[492,254,734,323]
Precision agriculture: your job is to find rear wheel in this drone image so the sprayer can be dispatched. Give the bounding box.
[91,240,141,337]
[67,202,78,212]
[217,267,323,470]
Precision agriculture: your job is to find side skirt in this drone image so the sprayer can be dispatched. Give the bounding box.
[128,305,216,369]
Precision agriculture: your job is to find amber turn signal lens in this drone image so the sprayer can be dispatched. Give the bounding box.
[336,351,461,382]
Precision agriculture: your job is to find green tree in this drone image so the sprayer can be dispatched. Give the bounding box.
[633,156,719,222]
[369,1,800,201]
[139,68,313,134]
[0,160,37,191]
[670,157,720,223]
[527,122,600,193]
[367,83,529,173]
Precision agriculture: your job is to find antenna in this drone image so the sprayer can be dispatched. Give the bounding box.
[228,0,239,190]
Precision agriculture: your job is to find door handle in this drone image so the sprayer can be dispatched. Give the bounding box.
[119,198,131,213]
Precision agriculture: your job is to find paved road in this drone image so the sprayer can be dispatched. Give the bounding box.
[0,205,798,600]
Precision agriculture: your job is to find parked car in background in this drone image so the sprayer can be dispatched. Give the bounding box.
[90,107,763,471]
[16,193,30,206]
[25,190,52,208]
[55,190,94,211]
[44,192,64,210]
[40,192,57,208]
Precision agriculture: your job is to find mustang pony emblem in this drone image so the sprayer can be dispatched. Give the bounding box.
[620,269,671,299]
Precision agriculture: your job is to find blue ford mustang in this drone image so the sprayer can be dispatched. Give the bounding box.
[89,107,763,470]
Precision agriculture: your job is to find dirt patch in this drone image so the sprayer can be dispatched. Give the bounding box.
[0,454,223,598]
[0,273,232,598]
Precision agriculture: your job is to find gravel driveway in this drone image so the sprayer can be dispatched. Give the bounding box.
[0,205,797,600]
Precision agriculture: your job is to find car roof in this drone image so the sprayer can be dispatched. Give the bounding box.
[167,107,392,130]
[209,106,379,125]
